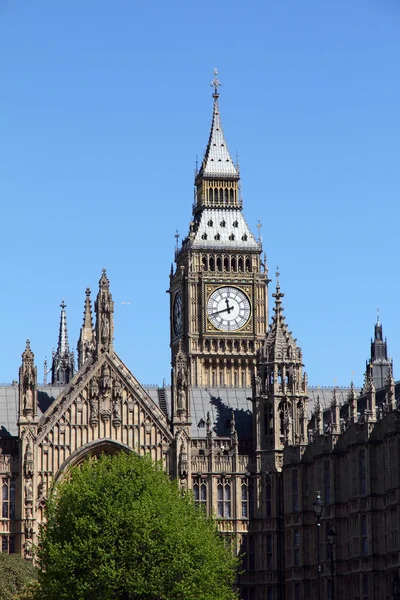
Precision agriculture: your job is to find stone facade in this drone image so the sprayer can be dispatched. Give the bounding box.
[1,75,400,600]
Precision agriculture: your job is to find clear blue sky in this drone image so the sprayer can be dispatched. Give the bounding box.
[0,1,399,388]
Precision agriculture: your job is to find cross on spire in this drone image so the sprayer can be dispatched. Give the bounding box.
[210,68,221,98]
[256,220,262,241]
[175,229,180,251]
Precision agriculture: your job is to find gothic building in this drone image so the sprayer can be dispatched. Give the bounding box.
[1,73,400,600]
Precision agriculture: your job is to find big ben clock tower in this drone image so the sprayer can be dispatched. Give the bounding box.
[170,70,269,431]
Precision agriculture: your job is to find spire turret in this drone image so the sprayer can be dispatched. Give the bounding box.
[18,340,37,420]
[366,315,392,390]
[77,288,95,369]
[193,69,241,214]
[95,269,114,357]
[51,300,75,385]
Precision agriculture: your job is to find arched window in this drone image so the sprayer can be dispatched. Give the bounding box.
[219,188,224,202]
[230,188,234,202]
[246,257,251,272]
[205,340,210,352]
[217,480,231,518]
[214,188,218,202]
[193,479,207,509]
[238,256,244,271]
[231,256,237,271]
[216,256,222,271]
[208,187,213,202]
[224,256,230,271]
[209,256,215,271]
[202,255,207,270]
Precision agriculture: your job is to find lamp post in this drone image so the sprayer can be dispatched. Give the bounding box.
[313,491,324,600]
[326,528,336,600]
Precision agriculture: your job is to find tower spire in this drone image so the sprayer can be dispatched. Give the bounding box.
[51,300,75,385]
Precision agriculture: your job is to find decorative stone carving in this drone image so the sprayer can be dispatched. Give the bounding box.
[95,269,114,356]
[19,340,37,419]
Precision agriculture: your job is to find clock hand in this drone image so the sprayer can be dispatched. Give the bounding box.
[210,306,232,316]
[225,298,233,314]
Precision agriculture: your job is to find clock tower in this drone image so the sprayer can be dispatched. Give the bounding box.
[170,71,269,430]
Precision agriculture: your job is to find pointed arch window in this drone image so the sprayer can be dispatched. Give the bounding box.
[201,233,207,240]
[220,220,226,227]
[214,234,220,241]
[242,535,255,570]
[228,234,235,241]
[193,478,207,510]
[214,188,218,202]
[2,479,15,519]
[361,514,368,555]
[267,534,273,569]
[233,220,239,228]
[207,219,213,227]
[241,234,248,241]
[230,189,234,202]
[217,479,231,518]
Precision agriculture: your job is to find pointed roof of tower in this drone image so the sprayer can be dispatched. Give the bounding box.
[198,70,239,179]
[81,288,94,335]
[57,300,69,355]
[264,271,301,360]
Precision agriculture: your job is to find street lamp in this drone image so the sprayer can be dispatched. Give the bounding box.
[326,528,336,600]
[313,491,324,600]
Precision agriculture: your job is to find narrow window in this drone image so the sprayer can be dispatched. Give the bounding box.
[361,515,368,555]
[324,460,331,504]
[359,450,366,496]
[294,529,300,566]
[2,481,8,519]
[267,534,273,569]
[266,482,272,518]
[241,483,248,518]
[292,470,299,512]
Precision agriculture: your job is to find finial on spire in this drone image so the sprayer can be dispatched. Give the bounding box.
[210,68,221,98]
[377,307,380,324]
[275,266,280,286]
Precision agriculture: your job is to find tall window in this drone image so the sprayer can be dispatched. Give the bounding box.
[1,479,15,519]
[362,574,369,600]
[266,482,272,518]
[193,479,207,509]
[361,515,368,556]
[295,583,300,600]
[241,480,254,518]
[267,587,274,600]
[267,534,273,569]
[294,529,300,566]
[324,460,331,504]
[292,470,299,512]
[241,588,255,600]
[242,535,255,571]
[217,480,231,518]
[359,450,366,496]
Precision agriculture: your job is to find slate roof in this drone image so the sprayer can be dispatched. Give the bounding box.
[192,209,260,251]
[199,96,239,179]
[0,385,65,437]
[190,387,253,438]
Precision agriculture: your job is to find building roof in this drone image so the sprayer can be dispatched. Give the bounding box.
[199,94,238,179]
[190,387,253,438]
[192,209,260,251]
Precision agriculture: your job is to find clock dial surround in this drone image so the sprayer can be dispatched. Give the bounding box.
[207,286,251,331]
[173,292,182,337]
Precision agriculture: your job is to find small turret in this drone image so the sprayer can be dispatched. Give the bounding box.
[366,313,392,390]
[51,300,75,385]
[347,381,357,424]
[94,269,114,357]
[77,288,95,368]
[18,340,37,421]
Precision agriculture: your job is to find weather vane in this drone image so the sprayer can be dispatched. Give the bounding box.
[275,265,280,279]
[210,68,221,97]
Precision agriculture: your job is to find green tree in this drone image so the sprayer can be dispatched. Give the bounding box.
[36,452,239,600]
[0,552,37,600]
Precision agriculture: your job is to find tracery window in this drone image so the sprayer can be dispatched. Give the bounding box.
[267,534,273,569]
[2,479,15,519]
[242,535,255,570]
[361,514,368,556]
[193,479,207,509]
[217,479,231,518]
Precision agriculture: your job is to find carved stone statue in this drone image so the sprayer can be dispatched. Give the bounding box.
[24,477,33,500]
[101,314,110,343]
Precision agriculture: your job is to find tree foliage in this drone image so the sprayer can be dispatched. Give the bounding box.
[0,552,37,600]
[36,452,239,600]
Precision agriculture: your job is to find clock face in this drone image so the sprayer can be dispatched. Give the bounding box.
[207,286,251,331]
[173,292,182,337]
